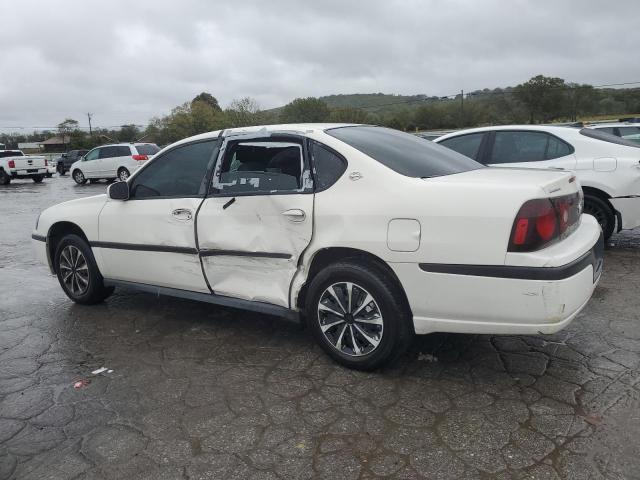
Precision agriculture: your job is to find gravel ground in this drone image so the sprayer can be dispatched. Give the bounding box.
[1,176,639,480]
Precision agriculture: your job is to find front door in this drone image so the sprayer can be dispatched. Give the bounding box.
[96,140,219,292]
[197,135,314,308]
[81,147,101,177]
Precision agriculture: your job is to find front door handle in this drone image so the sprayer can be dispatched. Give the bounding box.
[172,208,193,221]
[282,209,306,222]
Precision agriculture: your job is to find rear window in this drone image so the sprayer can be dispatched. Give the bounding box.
[326,126,482,177]
[0,151,23,158]
[580,128,640,148]
[135,144,160,156]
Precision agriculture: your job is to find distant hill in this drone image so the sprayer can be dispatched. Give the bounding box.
[267,93,437,114]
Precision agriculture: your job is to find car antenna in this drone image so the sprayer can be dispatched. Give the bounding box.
[134,133,150,143]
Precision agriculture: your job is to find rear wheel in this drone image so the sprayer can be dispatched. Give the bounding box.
[305,261,412,370]
[73,169,87,185]
[32,174,44,183]
[0,170,10,185]
[584,195,615,240]
[57,164,66,175]
[54,234,114,304]
[117,168,130,181]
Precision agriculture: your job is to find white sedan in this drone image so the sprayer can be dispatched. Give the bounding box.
[32,124,602,369]
[435,125,640,240]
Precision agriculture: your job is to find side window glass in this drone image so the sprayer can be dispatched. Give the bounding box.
[85,149,100,161]
[438,133,484,161]
[490,131,548,164]
[545,135,572,159]
[598,127,616,135]
[130,141,217,199]
[618,127,640,143]
[116,146,132,157]
[213,139,309,195]
[312,142,347,191]
[99,146,118,159]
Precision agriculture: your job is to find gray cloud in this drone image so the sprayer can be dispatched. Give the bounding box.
[1,0,639,132]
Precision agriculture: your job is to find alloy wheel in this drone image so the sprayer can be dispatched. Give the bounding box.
[119,169,129,181]
[74,171,84,183]
[59,245,89,296]
[317,282,384,357]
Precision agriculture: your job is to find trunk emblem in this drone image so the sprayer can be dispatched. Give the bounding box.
[349,172,362,181]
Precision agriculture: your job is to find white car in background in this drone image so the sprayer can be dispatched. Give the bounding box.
[586,123,640,145]
[436,125,640,240]
[32,124,602,369]
[70,143,160,184]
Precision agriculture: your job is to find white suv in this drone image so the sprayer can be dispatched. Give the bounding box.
[70,143,160,184]
[436,125,640,240]
[32,124,601,369]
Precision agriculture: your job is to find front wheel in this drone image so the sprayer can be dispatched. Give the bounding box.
[584,195,615,240]
[305,261,412,370]
[117,168,130,182]
[32,174,44,183]
[73,169,87,185]
[54,234,114,304]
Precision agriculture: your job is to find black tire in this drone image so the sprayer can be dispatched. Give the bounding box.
[117,168,130,182]
[73,169,87,185]
[305,261,412,370]
[57,165,66,175]
[584,195,615,240]
[0,170,10,185]
[54,234,114,305]
[89,179,99,184]
[32,174,44,183]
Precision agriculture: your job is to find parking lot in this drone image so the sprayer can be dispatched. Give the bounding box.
[0,177,639,479]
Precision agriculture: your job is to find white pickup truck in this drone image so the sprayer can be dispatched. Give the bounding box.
[0,150,48,185]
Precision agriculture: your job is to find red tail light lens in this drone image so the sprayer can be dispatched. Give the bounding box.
[132,154,148,161]
[45,159,49,166]
[8,160,15,168]
[509,193,582,252]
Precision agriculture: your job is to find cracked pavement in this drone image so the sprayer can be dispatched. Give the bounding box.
[1,177,639,479]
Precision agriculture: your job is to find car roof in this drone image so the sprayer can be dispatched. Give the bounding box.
[165,123,361,149]
[588,123,639,128]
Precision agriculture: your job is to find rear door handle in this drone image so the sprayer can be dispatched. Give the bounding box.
[547,167,565,170]
[282,209,306,222]
[172,208,193,221]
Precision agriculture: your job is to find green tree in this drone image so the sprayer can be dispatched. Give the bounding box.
[225,97,260,127]
[118,124,141,142]
[514,75,567,123]
[280,97,330,123]
[191,92,221,111]
[57,118,79,147]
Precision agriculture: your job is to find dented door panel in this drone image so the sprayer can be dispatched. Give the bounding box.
[197,194,314,307]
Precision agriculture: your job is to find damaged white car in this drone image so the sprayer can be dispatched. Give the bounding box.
[32,124,603,369]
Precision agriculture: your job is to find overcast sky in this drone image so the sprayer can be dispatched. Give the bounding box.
[1,0,639,133]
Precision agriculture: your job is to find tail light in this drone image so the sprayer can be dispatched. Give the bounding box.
[508,192,582,252]
[8,160,15,168]
[132,154,148,161]
[45,159,49,166]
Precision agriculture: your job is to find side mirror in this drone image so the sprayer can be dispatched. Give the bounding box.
[108,181,129,200]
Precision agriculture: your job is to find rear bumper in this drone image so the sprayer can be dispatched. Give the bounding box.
[611,196,640,230]
[11,169,47,178]
[391,219,603,336]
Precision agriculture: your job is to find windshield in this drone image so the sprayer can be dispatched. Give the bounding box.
[135,144,160,155]
[580,128,640,148]
[326,126,483,177]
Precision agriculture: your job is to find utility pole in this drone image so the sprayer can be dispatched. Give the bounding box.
[460,90,464,128]
[87,113,93,136]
